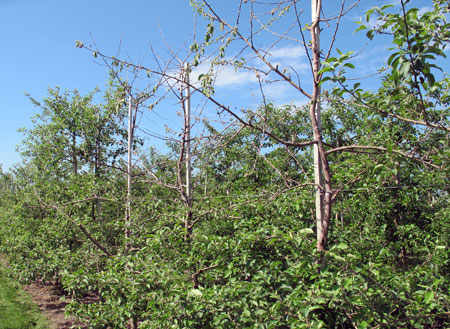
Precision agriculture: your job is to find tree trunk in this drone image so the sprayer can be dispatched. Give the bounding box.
[125,94,133,251]
[310,0,333,253]
[71,132,78,175]
[184,63,193,241]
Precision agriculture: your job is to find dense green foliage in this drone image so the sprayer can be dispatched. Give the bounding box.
[0,1,449,328]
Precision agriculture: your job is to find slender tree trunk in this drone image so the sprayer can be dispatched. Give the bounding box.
[71,132,78,175]
[312,0,324,250]
[310,0,333,253]
[393,165,408,269]
[126,92,137,329]
[125,94,133,250]
[184,63,193,240]
[93,112,102,221]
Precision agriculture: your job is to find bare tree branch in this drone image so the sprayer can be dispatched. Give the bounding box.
[326,145,442,169]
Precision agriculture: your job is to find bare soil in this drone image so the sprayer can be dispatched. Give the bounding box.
[22,281,88,329]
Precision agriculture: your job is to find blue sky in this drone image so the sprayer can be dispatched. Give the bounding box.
[0,0,445,170]
[0,0,196,169]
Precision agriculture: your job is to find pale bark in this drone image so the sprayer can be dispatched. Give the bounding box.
[311,0,333,252]
[183,63,194,240]
[125,94,133,250]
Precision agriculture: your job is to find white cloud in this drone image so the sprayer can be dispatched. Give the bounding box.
[190,61,257,88]
[418,6,433,16]
[215,66,257,87]
[267,46,306,59]
[365,15,384,30]
[260,83,292,100]
[264,46,309,73]
[188,45,310,92]
[290,99,309,108]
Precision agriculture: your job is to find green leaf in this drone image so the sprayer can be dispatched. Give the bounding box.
[426,73,435,86]
[255,309,266,316]
[392,38,403,47]
[381,4,394,10]
[343,63,355,69]
[424,290,434,304]
[319,76,331,86]
[387,53,398,67]
[399,61,410,77]
[305,305,323,317]
[329,252,345,262]
[189,289,203,297]
[299,228,314,235]
[359,321,369,329]
[387,143,393,153]
[336,243,348,250]
[325,57,338,64]
[354,24,367,33]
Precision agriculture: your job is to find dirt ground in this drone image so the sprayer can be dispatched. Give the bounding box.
[22,281,88,329]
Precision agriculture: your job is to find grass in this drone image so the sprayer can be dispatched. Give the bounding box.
[0,258,50,329]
